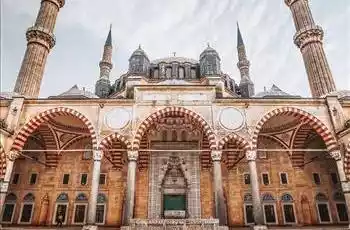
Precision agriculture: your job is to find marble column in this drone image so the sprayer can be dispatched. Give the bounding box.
[0,150,19,214]
[211,150,227,225]
[123,150,138,226]
[331,150,350,228]
[86,150,103,228]
[246,150,267,229]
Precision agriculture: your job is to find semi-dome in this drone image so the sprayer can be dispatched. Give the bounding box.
[254,84,300,98]
[49,85,98,99]
[151,56,198,65]
[323,90,350,99]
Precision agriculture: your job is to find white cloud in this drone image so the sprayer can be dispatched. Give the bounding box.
[1,0,349,97]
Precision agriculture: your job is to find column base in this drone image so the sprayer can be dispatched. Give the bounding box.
[82,224,98,230]
[250,225,268,230]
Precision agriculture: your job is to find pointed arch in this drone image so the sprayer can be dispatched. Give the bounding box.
[217,133,250,150]
[99,133,132,151]
[0,142,6,179]
[132,106,216,150]
[345,141,350,180]
[251,107,338,155]
[11,107,98,151]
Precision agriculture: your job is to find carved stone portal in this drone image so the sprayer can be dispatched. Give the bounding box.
[148,142,201,219]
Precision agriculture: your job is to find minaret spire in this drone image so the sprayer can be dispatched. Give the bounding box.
[237,22,244,47]
[95,26,113,98]
[236,23,254,98]
[13,0,65,98]
[285,0,336,97]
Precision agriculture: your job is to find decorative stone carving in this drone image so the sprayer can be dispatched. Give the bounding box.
[245,150,257,161]
[329,150,342,161]
[127,150,138,161]
[294,25,323,50]
[7,150,20,161]
[104,108,131,130]
[26,26,56,50]
[93,150,103,161]
[0,180,9,193]
[211,150,222,161]
[341,181,350,193]
[219,107,245,131]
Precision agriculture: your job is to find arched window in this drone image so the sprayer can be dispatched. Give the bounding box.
[19,193,35,224]
[333,192,349,222]
[162,130,168,142]
[73,193,88,224]
[281,193,296,224]
[53,193,69,225]
[243,193,254,225]
[315,193,331,223]
[83,144,92,160]
[1,193,17,223]
[96,193,107,224]
[181,130,187,141]
[179,67,184,79]
[172,130,178,141]
[262,193,277,225]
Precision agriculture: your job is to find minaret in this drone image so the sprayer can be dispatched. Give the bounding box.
[237,23,254,98]
[285,0,336,97]
[13,0,65,98]
[95,26,113,98]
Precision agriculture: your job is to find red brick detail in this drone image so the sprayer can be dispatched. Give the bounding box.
[11,107,98,151]
[251,107,338,155]
[133,107,216,150]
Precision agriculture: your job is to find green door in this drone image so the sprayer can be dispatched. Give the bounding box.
[163,195,186,210]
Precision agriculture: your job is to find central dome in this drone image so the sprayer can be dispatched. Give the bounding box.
[151,57,198,65]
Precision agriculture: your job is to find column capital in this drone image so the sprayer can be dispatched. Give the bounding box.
[341,181,350,193]
[211,150,222,161]
[0,181,9,193]
[284,0,307,7]
[127,150,138,161]
[7,150,20,161]
[245,150,257,161]
[93,150,103,161]
[329,150,342,161]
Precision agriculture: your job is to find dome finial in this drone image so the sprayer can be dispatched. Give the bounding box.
[138,44,141,49]
[173,52,176,57]
[207,42,210,48]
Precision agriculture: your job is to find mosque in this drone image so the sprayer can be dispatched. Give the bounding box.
[0,0,349,229]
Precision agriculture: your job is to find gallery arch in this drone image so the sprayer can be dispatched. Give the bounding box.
[250,106,349,226]
[1,107,102,226]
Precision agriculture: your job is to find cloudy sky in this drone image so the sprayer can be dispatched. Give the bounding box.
[1,0,349,97]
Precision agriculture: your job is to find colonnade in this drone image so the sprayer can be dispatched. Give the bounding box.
[1,147,350,230]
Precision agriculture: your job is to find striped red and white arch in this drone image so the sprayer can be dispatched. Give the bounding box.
[11,107,98,151]
[345,141,350,180]
[217,133,250,151]
[0,143,5,180]
[251,107,339,155]
[132,106,216,150]
[99,132,132,151]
